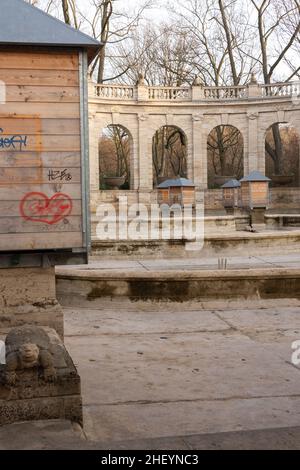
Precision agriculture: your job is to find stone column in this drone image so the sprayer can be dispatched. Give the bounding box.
[247,111,260,174]
[138,114,152,204]
[192,113,206,189]
[88,112,100,212]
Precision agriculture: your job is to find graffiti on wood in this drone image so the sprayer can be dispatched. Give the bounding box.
[48,169,72,182]
[0,128,28,151]
[20,192,73,225]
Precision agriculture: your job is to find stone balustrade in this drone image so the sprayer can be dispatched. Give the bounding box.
[203,85,248,100]
[92,80,300,102]
[148,86,191,101]
[261,82,300,99]
[94,83,135,100]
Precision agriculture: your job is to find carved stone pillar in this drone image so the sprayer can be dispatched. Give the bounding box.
[247,111,260,174]
[192,113,206,188]
[88,112,99,192]
[137,114,152,203]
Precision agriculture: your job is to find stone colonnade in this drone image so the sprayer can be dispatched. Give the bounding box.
[88,80,300,209]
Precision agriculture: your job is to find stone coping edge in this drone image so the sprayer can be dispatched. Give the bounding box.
[56,267,300,281]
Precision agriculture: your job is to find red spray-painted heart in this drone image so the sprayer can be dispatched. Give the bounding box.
[20,192,73,225]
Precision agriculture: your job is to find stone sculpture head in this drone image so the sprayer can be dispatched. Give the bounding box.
[19,343,40,368]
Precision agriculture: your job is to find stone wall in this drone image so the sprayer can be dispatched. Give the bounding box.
[270,187,300,209]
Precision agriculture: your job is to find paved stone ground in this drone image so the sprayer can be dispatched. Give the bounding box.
[2,420,300,450]
[64,299,300,443]
[2,299,300,449]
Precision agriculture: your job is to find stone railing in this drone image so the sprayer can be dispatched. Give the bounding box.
[92,80,300,103]
[148,86,191,101]
[94,84,135,100]
[261,82,300,98]
[203,85,247,100]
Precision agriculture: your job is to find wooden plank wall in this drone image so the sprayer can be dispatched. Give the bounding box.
[0,50,83,251]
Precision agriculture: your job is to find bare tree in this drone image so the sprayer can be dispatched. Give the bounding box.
[61,0,71,24]
[152,126,187,185]
[207,125,243,179]
[250,0,300,83]
[26,0,154,83]
[99,125,131,186]
[110,22,198,86]
[250,0,300,174]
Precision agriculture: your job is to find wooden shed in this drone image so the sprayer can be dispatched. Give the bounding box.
[157,178,196,206]
[0,0,101,268]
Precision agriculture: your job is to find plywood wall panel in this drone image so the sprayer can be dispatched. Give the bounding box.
[0,167,81,184]
[5,85,80,103]
[0,232,83,251]
[0,184,82,201]
[0,152,81,168]
[0,118,80,135]
[0,199,82,217]
[0,68,79,86]
[0,52,79,70]
[0,103,80,118]
[0,216,82,234]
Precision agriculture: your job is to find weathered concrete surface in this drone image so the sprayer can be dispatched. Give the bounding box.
[0,267,63,337]
[0,327,82,427]
[62,299,300,443]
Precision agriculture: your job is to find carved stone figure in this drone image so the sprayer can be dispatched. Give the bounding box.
[136,73,145,86]
[4,325,57,386]
[192,75,203,87]
[249,72,258,85]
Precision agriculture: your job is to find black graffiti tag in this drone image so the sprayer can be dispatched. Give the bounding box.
[48,169,72,182]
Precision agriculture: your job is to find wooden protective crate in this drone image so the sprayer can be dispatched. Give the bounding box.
[0,0,100,268]
[0,50,84,254]
[157,178,196,207]
[240,171,270,209]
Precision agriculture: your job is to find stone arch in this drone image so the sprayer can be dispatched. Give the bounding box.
[98,123,135,190]
[152,125,188,188]
[264,121,300,187]
[206,124,244,189]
